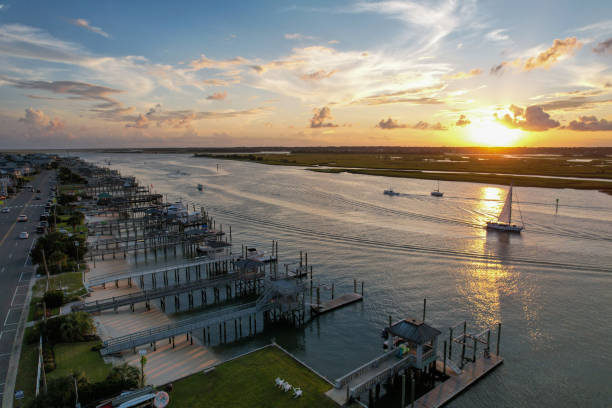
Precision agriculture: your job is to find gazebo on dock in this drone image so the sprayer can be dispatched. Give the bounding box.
[385,318,441,369]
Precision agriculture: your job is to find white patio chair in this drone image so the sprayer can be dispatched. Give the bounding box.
[293,388,303,398]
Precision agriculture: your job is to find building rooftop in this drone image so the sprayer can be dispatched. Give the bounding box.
[388,318,441,344]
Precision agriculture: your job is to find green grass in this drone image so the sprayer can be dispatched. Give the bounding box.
[29,272,87,322]
[47,341,110,382]
[168,346,337,408]
[14,333,38,406]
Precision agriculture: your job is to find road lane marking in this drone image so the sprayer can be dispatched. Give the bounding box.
[0,267,4,274]
[23,238,36,267]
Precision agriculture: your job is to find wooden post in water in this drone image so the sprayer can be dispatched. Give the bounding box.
[496,322,502,356]
[461,321,467,368]
[443,340,447,376]
[331,282,334,299]
[410,372,415,408]
[448,327,453,358]
[401,374,406,408]
[422,298,426,322]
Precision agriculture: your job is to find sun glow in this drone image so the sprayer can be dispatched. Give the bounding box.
[468,120,523,147]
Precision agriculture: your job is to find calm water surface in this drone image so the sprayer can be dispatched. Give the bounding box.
[82,153,612,407]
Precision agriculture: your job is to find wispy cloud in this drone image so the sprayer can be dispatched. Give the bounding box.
[485,29,509,42]
[444,68,481,80]
[70,18,110,38]
[206,91,227,100]
[376,117,446,130]
[593,38,612,55]
[284,33,315,40]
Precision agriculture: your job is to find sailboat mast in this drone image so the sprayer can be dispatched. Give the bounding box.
[508,185,512,224]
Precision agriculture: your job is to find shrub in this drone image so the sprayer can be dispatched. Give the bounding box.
[34,312,94,344]
[43,290,64,308]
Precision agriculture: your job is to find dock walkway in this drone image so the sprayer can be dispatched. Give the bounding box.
[312,293,363,315]
[86,254,238,288]
[100,300,269,355]
[75,271,263,313]
[414,354,504,408]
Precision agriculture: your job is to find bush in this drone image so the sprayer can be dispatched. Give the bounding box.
[43,290,65,308]
[34,312,94,344]
[42,344,55,372]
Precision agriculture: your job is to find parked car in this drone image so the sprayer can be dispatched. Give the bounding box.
[58,228,68,234]
[35,196,41,200]
[36,189,41,193]
[36,225,45,234]
[17,214,28,222]
[19,231,29,239]
[1,208,9,213]
[39,214,47,221]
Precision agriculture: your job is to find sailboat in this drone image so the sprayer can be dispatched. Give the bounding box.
[431,181,443,197]
[486,185,523,233]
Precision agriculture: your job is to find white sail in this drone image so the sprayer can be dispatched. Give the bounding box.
[497,186,513,224]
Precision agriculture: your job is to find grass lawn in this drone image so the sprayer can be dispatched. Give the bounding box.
[168,345,337,408]
[14,336,38,406]
[47,341,111,383]
[28,272,87,321]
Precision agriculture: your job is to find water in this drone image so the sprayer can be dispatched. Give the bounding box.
[81,153,612,407]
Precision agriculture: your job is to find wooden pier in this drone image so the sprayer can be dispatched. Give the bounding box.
[311,293,363,315]
[413,354,504,408]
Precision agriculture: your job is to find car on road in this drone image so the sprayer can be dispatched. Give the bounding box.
[17,214,28,222]
[35,196,41,200]
[1,208,9,213]
[36,189,41,193]
[36,225,45,233]
[19,231,29,239]
[58,228,68,234]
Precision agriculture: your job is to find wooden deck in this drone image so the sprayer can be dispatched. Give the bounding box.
[413,354,504,408]
[312,293,363,315]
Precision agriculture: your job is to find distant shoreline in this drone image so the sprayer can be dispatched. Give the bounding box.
[194,152,612,195]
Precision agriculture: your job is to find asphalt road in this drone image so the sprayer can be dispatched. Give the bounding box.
[0,171,52,402]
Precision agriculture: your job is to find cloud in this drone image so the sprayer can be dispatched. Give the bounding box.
[201,79,231,86]
[566,115,612,131]
[376,117,446,130]
[455,114,471,126]
[492,37,582,74]
[444,68,482,80]
[328,40,340,44]
[206,91,227,100]
[376,118,406,129]
[300,70,336,81]
[70,18,110,38]
[495,105,559,131]
[593,38,612,55]
[352,0,474,52]
[0,23,84,64]
[284,33,314,40]
[188,54,249,71]
[7,78,123,104]
[310,106,337,128]
[125,113,149,129]
[485,29,509,42]
[19,108,65,132]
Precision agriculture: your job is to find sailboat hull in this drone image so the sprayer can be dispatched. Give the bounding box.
[486,222,523,233]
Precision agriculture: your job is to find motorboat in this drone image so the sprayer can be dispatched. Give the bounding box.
[383,187,400,196]
[486,185,524,233]
[246,247,276,263]
[197,183,203,191]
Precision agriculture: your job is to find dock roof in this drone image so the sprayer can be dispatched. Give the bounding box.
[388,318,441,344]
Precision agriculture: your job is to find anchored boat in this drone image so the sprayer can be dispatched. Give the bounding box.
[486,185,524,233]
[197,183,203,191]
[383,187,400,196]
[430,181,443,197]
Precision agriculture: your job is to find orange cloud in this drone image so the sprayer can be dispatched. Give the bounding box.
[566,115,612,131]
[206,91,227,101]
[310,106,337,128]
[491,37,582,74]
[444,68,482,80]
[455,114,470,126]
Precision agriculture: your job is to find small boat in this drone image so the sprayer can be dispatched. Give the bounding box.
[197,183,203,191]
[246,247,276,263]
[431,181,443,197]
[486,185,524,233]
[383,187,400,196]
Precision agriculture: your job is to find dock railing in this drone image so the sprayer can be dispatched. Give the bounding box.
[349,354,417,397]
[334,348,399,389]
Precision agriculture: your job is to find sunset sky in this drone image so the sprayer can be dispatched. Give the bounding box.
[0,0,611,148]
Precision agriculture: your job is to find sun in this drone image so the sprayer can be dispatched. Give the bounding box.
[468,120,523,147]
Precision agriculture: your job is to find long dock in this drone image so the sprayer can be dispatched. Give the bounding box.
[86,255,238,288]
[100,300,270,355]
[74,271,264,313]
[414,355,504,408]
[311,293,363,315]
